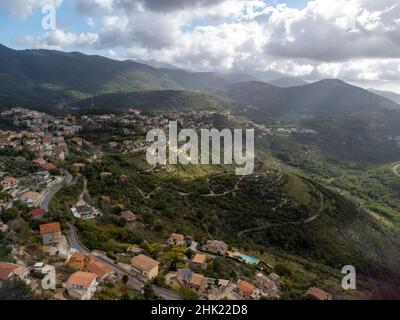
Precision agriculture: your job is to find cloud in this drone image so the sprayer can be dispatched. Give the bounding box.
[0,0,62,19]
[12,0,400,85]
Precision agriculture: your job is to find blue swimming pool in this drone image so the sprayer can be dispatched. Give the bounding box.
[239,254,259,265]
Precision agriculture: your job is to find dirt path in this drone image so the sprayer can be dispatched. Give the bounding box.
[238,190,324,237]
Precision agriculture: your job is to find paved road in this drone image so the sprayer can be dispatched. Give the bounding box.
[392,163,400,178]
[66,223,180,300]
[39,171,73,210]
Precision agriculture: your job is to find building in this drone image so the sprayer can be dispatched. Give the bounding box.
[188,273,208,295]
[255,273,280,299]
[167,233,186,246]
[87,260,113,281]
[130,254,159,281]
[67,252,94,270]
[27,208,46,219]
[65,271,98,300]
[1,177,17,188]
[202,240,229,255]
[176,269,193,287]
[236,280,259,300]
[71,201,96,220]
[20,191,39,206]
[39,222,62,245]
[305,287,333,300]
[120,210,137,222]
[0,262,29,283]
[191,253,207,270]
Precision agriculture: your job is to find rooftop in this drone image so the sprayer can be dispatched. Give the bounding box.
[66,271,97,288]
[40,222,61,235]
[131,254,159,272]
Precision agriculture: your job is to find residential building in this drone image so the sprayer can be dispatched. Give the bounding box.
[130,254,159,281]
[20,191,39,205]
[0,262,29,283]
[255,272,280,299]
[120,210,137,222]
[202,240,229,255]
[188,273,208,295]
[305,287,333,300]
[167,233,186,246]
[191,253,207,270]
[87,260,113,281]
[1,177,17,188]
[65,271,98,300]
[67,252,94,270]
[236,280,260,300]
[27,208,46,219]
[39,222,62,245]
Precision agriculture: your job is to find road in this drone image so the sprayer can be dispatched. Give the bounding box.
[392,163,400,178]
[39,171,73,210]
[238,190,324,237]
[66,223,180,300]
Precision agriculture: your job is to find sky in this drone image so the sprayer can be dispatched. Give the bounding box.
[0,0,400,92]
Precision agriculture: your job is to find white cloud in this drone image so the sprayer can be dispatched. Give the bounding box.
[0,0,63,19]
[12,0,400,86]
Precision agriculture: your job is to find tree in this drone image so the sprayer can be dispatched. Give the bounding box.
[143,283,158,300]
[0,279,36,300]
[122,274,129,285]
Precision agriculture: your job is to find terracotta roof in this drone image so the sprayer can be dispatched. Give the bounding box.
[192,253,206,265]
[28,208,46,217]
[20,191,39,201]
[1,177,16,185]
[87,260,112,278]
[121,211,136,221]
[305,287,331,300]
[237,280,255,295]
[169,233,185,241]
[68,252,87,263]
[41,162,56,171]
[190,273,207,287]
[66,271,97,288]
[40,222,61,235]
[131,254,159,272]
[0,262,18,281]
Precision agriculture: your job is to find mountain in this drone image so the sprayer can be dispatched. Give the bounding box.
[69,90,231,111]
[221,79,400,163]
[223,79,400,119]
[0,44,231,105]
[369,88,400,104]
[269,76,308,87]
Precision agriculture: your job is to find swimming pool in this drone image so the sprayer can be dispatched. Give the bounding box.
[239,253,259,265]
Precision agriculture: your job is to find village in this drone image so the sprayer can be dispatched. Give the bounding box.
[0,107,332,301]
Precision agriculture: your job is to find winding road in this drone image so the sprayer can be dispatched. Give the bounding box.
[66,223,180,300]
[238,190,324,237]
[392,162,400,178]
[39,171,73,210]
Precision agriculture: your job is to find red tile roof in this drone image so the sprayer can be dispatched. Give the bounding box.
[0,262,18,281]
[87,260,112,278]
[40,222,61,235]
[28,208,46,217]
[66,271,97,288]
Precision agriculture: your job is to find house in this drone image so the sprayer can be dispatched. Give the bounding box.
[100,195,111,203]
[39,222,62,245]
[255,272,280,299]
[72,163,85,173]
[67,252,94,270]
[65,271,98,300]
[305,287,333,300]
[32,171,50,183]
[20,191,39,205]
[27,208,46,219]
[41,162,56,171]
[1,176,17,188]
[188,273,208,295]
[202,240,229,255]
[120,210,137,222]
[176,269,193,286]
[87,260,113,281]
[0,262,29,283]
[167,233,186,246]
[191,253,207,270]
[71,201,95,219]
[130,254,159,281]
[0,221,8,233]
[236,280,259,300]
